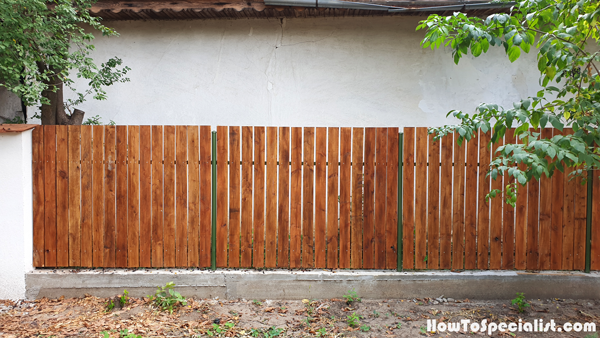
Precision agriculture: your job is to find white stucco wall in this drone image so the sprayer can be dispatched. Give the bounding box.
[0,130,33,300]
[64,16,541,127]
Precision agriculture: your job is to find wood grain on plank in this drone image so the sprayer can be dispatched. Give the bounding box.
[439,133,453,269]
[229,126,241,268]
[175,126,188,266]
[427,133,440,269]
[163,126,176,267]
[277,127,291,268]
[401,128,415,269]
[80,126,93,267]
[68,126,81,267]
[241,126,253,267]
[289,127,302,268]
[562,129,575,270]
[56,125,69,266]
[128,126,140,267]
[374,128,388,269]
[32,127,45,267]
[103,126,116,267]
[116,126,128,267]
[302,127,315,268]
[452,132,466,270]
[550,129,564,270]
[216,126,228,267]
[464,131,478,270]
[489,134,503,270]
[339,127,352,269]
[314,127,327,268]
[476,131,490,270]
[384,128,399,270]
[139,126,152,267]
[591,167,600,270]
[327,127,339,269]
[538,128,553,270]
[514,130,528,270]
[527,173,540,270]
[151,126,164,267]
[265,127,278,268]
[253,127,266,268]
[199,126,212,267]
[414,127,427,270]
[502,129,516,270]
[351,128,364,269]
[187,126,200,267]
[91,125,104,267]
[573,167,587,271]
[363,128,376,268]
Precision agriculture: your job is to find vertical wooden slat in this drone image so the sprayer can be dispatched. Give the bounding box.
[476,131,491,270]
[439,133,453,269]
[187,126,200,267]
[327,127,339,269]
[514,131,528,270]
[175,126,188,266]
[290,127,302,268]
[103,126,116,268]
[427,133,440,269]
[253,127,266,268]
[539,128,553,270]
[68,126,81,267]
[241,126,253,267]
[502,129,516,270]
[302,127,315,268]
[384,128,399,270]
[32,127,45,267]
[228,126,241,268]
[550,129,564,270]
[314,127,327,268]
[490,134,503,270]
[128,126,140,267]
[592,166,600,270]
[339,127,352,269]
[351,128,364,269]
[151,126,164,267]
[116,126,128,267]
[573,167,587,271]
[526,129,540,270]
[265,127,278,268]
[216,126,228,267]
[277,127,291,268]
[452,132,466,270]
[164,126,176,267]
[401,128,414,270]
[139,126,152,267]
[91,125,103,267]
[56,125,69,266]
[199,126,212,267]
[363,128,376,268]
[80,126,92,267]
[374,128,387,269]
[414,127,427,269]
[464,132,478,270]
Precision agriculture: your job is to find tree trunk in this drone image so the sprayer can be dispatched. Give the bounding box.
[38,63,85,125]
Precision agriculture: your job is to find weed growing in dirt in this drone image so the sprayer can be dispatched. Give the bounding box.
[373,310,380,318]
[316,327,327,336]
[347,312,361,327]
[120,290,129,307]
[252,299,263,306]
[511,293,530,313]
[396,322,402,329]
[250,326,284,337]
[105,299,115,312]
[147,282,187,314]
[101,329,143,338]
[420,326,427,334]
[343,289,361,305]
[584,334,598,338]
[360,325,371,332]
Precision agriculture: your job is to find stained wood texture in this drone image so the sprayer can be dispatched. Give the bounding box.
[289,127,302,268]
[592,166,600,271]
[384,129,399,269]
[526,129,540,270]
[187,126,200,267]
[426,133,440,270]
[514,130,528,270]
[452,132,466,270]
[128,126,140,267]
[363,128,376,269]
[562,129,575,270]
[489,133,503,270]
[414,127,427,269]
[314,128,327,268]
[176,126,188,267]
[253,127,266,268]
[32,127,45,267]
[550,129,564,270]
[302,128,315,268]
[163,126,176,267]
[401,128,415,269]
[241,126,253,267]
[277,127,290,268]
[103,126,116,268]
[476,131,490,270]
[502,129,516,270]
[91,125,103,267]
[228,126,241,268]
[538,128,553,270]
[116,126,128,267]
[339,127,352,269]
[350,128,364,269]
[464,131,478,270]
[439,133,453,269]
[216,126,228,267]
[151,126,164,267]
[67,126,81,267]
[327,127,339,269]
[80,126,93,267]
[265,127,278,268]
[199,126,212,267]
[140,126,152,267]
[56,125,69,266]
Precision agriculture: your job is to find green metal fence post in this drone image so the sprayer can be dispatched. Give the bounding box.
[211,131,217,271]
[397,132,403,272]
[585,170,593,273]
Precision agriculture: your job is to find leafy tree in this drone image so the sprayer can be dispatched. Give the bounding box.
[418,0,600,205]
[0,0,130,125]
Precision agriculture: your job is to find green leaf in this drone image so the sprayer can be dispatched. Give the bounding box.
[508,46,521,62]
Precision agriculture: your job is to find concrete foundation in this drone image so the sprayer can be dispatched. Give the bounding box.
[26,269,600,300]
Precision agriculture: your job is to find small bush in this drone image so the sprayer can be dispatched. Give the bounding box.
[147,282,187,314]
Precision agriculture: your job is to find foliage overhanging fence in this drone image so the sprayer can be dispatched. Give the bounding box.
[31,125,600,271]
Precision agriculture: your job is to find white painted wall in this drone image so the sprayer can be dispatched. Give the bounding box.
[0,130,33,300]
[63,16,541,127]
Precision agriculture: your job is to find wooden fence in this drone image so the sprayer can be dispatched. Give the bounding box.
[32,125,599,271]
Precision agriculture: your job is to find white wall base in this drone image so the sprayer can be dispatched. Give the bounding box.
[0,130,33,300]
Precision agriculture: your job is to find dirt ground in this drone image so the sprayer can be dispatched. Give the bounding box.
[0,292,599,337]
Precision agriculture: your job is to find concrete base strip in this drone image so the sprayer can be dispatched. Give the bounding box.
[25,269,600,300]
